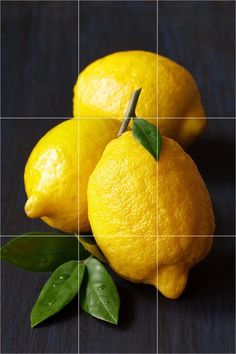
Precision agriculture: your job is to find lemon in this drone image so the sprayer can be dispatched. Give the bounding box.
[158,55,205,146]
[73,50,205,146]
[79,118,120,231]
[87,132,215,299]
[24,118,120,233]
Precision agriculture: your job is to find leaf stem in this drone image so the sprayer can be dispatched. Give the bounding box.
[117,88,142,137]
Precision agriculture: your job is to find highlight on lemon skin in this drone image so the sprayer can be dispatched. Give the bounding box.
[73,50,206,146]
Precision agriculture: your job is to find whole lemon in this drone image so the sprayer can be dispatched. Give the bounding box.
[74,51,205,146]
[87,132,215,299]
[24,118,120,233]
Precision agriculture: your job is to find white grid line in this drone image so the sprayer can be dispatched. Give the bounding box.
[0,234,235,238]
[0,0,3,351]
[1,0,236,353]
[1,116,236,120]
[156,1,159,351]
[77,1,80,354]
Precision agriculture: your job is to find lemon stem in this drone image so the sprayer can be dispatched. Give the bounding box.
[117,88,142,136]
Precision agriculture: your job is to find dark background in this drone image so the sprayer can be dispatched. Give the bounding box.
[1,1,235,353]
[1,1,78,118]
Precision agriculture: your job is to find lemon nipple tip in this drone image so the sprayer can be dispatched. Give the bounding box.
[25,194,44,219]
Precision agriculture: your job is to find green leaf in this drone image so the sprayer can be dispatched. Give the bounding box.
[30,260,83,327]
[78,236,107,263]
[78,263,86,288]
[132,118,162,160]
[0,232,79,272]
[80,257,120,325]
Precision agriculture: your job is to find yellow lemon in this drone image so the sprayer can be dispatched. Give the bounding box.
[73,51,205,146]
[158,55,205,146]
[87,132,215,299]
[79,118,120,231]
[24,118,120,233]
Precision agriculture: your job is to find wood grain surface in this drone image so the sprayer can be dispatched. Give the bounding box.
[1,1,235,353]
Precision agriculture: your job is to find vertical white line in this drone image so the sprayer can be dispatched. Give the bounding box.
[0,0,2,351]
[156,0,159,353]
[234,2,236,347]
[77,1,80,354]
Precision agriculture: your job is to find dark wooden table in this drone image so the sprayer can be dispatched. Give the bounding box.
[1,1,235,353]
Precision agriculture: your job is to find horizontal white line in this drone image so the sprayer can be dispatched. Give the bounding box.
[0,116,235,120]
[0,234,235,238]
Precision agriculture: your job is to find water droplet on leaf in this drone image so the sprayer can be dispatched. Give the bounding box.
[98,285,105,290]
